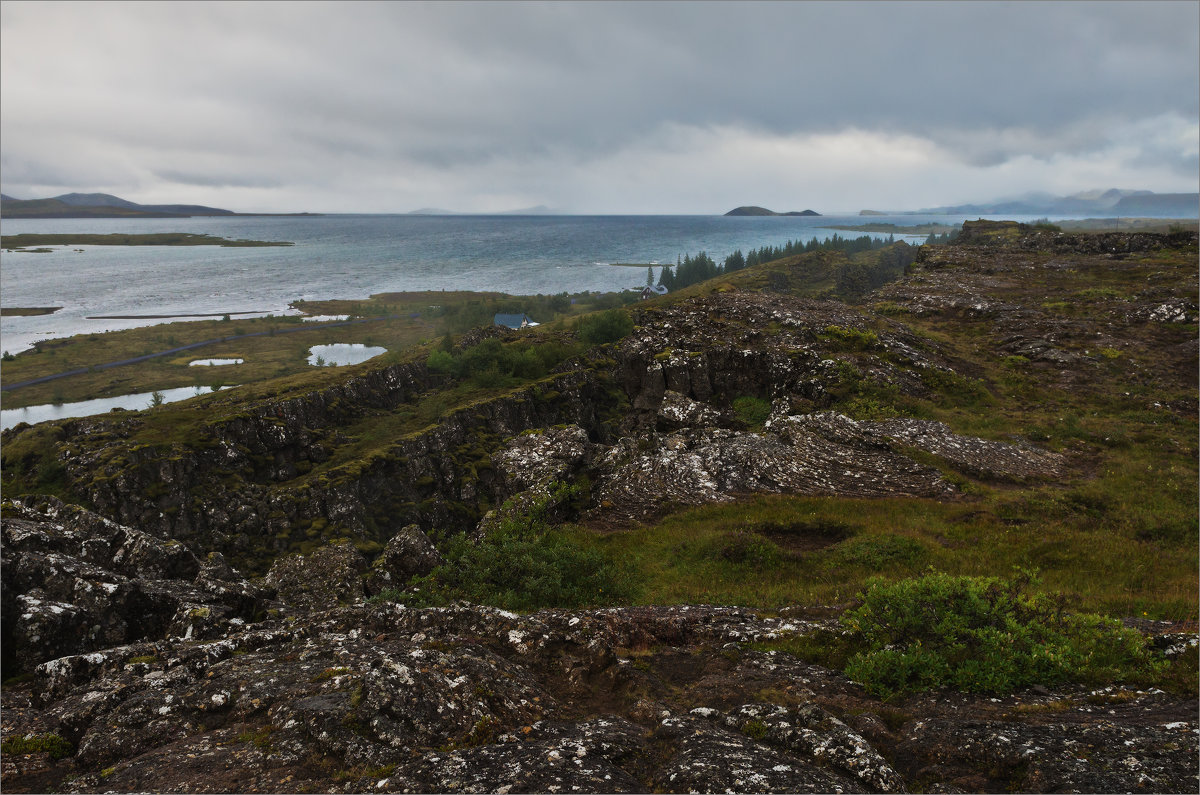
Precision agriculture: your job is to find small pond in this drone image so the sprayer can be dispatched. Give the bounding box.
[189,358,244,366]
[2,386,236,431]
[308,344,387,367]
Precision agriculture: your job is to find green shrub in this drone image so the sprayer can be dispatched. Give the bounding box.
[403,484,636,611]
[578,309,634,345]
[732,396,771,430]
[841,571,1164,699]
[819,325,881,350]
[1,732,74,760]
[427,349,458,374]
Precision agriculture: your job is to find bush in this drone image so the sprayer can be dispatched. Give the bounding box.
[732,396,771,430]
[427,349,458,374]
[578,309,634,345]
[842,571,1164,699]
[405,484,636,611]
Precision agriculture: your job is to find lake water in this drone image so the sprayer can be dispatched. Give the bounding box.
[308,344,387,366]
[0,213,1067,354]
[0,385,236,431]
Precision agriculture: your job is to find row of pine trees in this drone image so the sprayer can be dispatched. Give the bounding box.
[656,233,901,292]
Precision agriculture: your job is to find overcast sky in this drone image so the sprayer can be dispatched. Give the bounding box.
[2,1,1197,214]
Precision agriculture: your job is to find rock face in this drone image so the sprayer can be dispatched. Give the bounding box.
[1,496,264,673]
[10,281,1077,573]
[1,506,1195,794]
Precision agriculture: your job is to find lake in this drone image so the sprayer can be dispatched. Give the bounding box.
[0,213,1065,354]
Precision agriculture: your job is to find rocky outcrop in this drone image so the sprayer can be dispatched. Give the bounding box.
[263,541,369,613]
[1,497,264,673]
[365,524,446,595]
[4,593,1195,793]
[3,493,1196,794]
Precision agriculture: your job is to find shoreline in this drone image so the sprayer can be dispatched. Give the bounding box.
[1,306,61,316]
[86,310,270,320]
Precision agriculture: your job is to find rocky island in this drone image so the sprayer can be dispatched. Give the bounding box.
[724,206,821,216]
[2,221,1197,793]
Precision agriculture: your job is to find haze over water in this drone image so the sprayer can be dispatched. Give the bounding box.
[1,213,1061,354]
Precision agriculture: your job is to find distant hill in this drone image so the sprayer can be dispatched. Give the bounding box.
[1,192,316,218]
[725,206,820,216]
[917,189,1197,218]
[2,192,235,218]
[1112,193,1199,217]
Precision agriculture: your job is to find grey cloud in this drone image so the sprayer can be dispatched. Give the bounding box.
[1,1,1196,212]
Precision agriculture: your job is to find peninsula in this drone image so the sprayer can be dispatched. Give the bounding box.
[1,233,293,250]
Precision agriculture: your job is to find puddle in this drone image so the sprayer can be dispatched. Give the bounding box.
[301,315,350,322]
[308,344,387,366]
[2,386,236,431]
[189,358,244,366]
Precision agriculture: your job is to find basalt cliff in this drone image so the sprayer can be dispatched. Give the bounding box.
[2,221,1197,793]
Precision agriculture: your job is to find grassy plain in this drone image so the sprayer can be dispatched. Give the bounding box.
[0,290,628,409]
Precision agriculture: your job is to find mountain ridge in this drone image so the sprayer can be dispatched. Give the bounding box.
[0,192,318,218]
[914,189,1197,217]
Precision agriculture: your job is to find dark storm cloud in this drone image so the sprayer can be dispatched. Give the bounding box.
[1,1,1196,212]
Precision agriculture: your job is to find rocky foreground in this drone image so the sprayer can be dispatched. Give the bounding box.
[3,498,1197,794]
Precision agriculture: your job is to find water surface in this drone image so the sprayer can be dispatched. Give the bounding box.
[1,385,236,431]
[1,213,1067,354]
[308,344,387,366]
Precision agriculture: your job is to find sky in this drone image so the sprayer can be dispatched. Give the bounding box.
[1,1,1197,214]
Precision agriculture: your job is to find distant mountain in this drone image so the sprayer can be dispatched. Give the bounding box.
[2,192,236,218]
[917,189,1196,218]
[725,206,820,216]
[53,192,144,209]
[1112,193,1199,217]
[0,192,320,218]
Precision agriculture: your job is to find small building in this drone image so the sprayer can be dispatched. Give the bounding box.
[640,285,669,300]
[494,312,534,329]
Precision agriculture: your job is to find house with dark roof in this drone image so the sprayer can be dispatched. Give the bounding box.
[493,312,535,329]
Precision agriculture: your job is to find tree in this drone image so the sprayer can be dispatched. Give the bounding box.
[646,267,654,287]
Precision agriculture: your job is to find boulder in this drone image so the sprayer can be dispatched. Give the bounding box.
[366,525,445,594]
[263,541,368,612]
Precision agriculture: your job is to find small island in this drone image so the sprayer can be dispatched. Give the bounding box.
[1,233,293,250]
[724,206,821,216]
